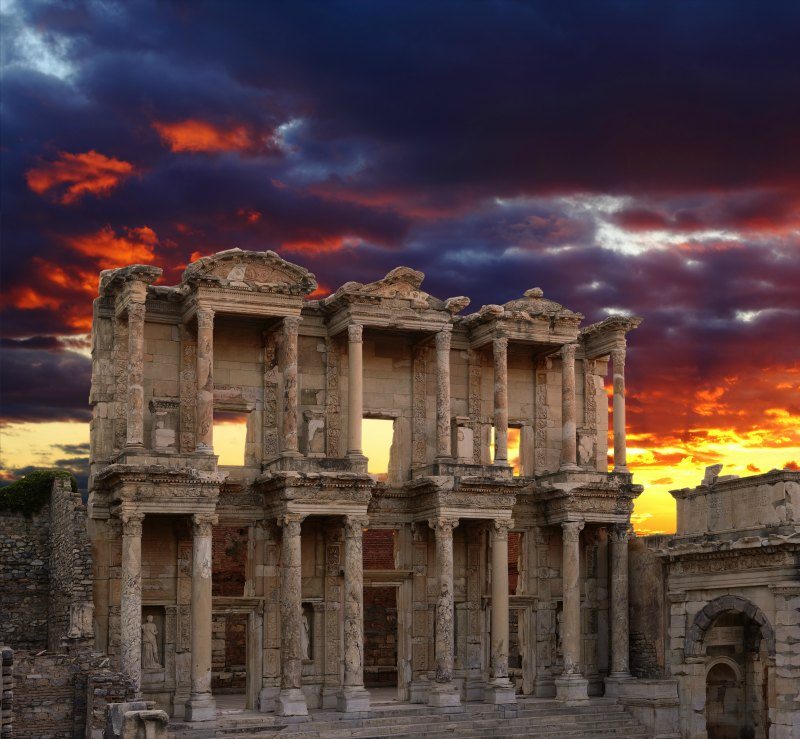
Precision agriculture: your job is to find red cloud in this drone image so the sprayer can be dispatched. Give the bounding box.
[25,150,136,204]
[281,236,358,255]
[785,460,800,471]
[153,119,267,154]
[65,226,158,269]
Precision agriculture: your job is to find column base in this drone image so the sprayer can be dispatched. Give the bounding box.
[275,688,308,717]
[428,681,461,707]
[409,680,430,704]
[485,679,517,704]
[258,685,280,713]
[559,463,580,472]
[604,673,635,698]
[555,675,589,702]
[337,686,371,712]
[184,693,216,722]
[613,465,629,473]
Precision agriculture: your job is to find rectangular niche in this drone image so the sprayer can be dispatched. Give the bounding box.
[141,605,166,677]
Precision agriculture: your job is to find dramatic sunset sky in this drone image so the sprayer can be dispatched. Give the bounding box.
[2,1,799,534]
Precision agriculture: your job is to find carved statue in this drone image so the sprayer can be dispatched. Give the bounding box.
[301,611,310,661]
[141,615,161,669]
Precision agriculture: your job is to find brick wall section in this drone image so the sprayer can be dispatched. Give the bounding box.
[363,529,395,570]
[364,587,398,687]
[0,506,50,650]
[212,526,247,596]
[508,531,520,595]
[48,477,94,650]
[1,647,12,739]
[12,650,135,739]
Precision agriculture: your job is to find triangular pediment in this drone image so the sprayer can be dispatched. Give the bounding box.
[181,249,317,295]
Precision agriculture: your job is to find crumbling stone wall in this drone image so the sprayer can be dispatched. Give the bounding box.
[12,650,135,739]
[0,506,50,650]
[1,647,12,739]
[628,534,669,678]
[364,587,398,687]
[48,476,94,650]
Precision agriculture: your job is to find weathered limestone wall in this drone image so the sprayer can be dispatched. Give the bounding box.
[0,506,50,651]
[11,650,135,739]
[1,647,12,739]
[628,535,668,678]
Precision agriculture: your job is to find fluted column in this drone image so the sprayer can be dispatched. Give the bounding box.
[281,316,301,455]
[185,513,217,721]
[347,324,364,458]
[560,343,578,470]
[195,307,215,454]
[338,516,371,712]
[487,519,516,704]
[611,348,628,471]
[493,336,509,464]
[120,510,144,694]
[125,302,146,449]
[428,517,461,707]
[609,524,631,678]
[276,514,308,716]
[435,327,453,459]
[555,520,588,701]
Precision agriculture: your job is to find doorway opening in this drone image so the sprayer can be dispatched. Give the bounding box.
[363,586,398,688]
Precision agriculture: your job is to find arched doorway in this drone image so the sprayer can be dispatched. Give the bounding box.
[686,596,774,739]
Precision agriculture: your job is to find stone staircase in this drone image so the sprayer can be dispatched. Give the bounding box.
[169,697,652,738]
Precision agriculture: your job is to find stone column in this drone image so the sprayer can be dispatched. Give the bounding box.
[560,343,579,470]
[346,324,364,458]
[486,520,516,704]
[610,348,628,471]
[120,511,144,694]
[195,307,215,454]
[276,514,308,716]
[493,336,509,464]
[281,316,301,455]
[435,326,453,460]
[555,520,588,701]
[609,524,631,677]
[185,513,217,721]
[125,302,146,449]
[428,517,461,707]
[338,516,371,712]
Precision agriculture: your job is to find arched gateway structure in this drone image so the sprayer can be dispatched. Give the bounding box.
[87,249,643,719]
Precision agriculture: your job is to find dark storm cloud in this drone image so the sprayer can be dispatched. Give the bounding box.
[1,0,799,443]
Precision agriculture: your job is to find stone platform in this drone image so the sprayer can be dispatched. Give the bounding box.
[167,695,652,738]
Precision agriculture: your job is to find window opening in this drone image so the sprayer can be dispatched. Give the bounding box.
[362,417,394,482]
[213,410,249,466]
[490,426,522,475]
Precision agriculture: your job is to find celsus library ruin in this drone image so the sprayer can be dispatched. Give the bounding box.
[0,249,798,739]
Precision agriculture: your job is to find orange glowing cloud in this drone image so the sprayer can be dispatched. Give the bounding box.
[281,235,359,255]
[153,119,261,153]
[65,225,158,269]
[1,287,62,311]
[26,150,136,204]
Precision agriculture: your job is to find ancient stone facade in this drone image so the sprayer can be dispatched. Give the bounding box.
[80,249,643,721]
[631,467,800,739]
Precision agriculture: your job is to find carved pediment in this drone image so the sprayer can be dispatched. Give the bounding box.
[181,249,317,296]
[464,287,582,329]
[99,264,163,298]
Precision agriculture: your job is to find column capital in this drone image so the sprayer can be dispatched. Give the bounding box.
[283,315,302,333]
[492,519,515,539]
[435,326,452,349]
[127,300,146,321]
[561,342,578,360]
[343,515,370,538]
[610,346,626,369]
[191,513,218,537]
[278,513,305,537]
[562,520,584,542]
[196,306,214,328]
[428,517,459,536]
[347,323,363,343]
[609,523,631,543]
[121,510,144,537]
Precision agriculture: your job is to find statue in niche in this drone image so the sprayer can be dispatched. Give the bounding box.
[301,610,311,661]
[142,615,162,669]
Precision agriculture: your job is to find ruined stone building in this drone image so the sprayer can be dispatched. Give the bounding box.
[1,248,798,739]
[83,249,642,720]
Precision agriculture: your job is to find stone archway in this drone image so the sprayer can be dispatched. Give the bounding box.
[684,594,775,659]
